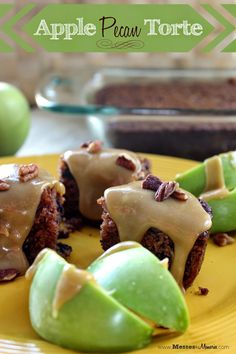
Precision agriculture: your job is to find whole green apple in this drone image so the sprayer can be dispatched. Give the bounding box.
[0,82,30,156]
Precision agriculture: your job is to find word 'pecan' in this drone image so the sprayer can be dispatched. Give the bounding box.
[212,233,235,247]
[116,155,136,171]
[19,164,39,182]
[0,179,10,191]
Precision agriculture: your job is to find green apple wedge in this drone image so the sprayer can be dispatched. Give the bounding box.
[176,151,236,233]
[27,249,153,353]
[88,242,189,333]
[176,151,236,196]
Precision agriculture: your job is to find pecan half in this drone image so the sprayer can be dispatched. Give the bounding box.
[86,140,102,153]
[172,190,188,201]
[155,181,177,202]
[116,154,136,171]
[0,269,19,281]
[212,233,235,247]
[19,164,39,182]
[142,174,162,191]
[0,179,10,191]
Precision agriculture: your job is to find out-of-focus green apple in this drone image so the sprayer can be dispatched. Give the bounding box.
[0,82,30,156]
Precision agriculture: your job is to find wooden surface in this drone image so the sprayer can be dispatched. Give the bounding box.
[17,109,93,156]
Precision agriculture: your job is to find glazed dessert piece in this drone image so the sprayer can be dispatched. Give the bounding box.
[26,245,188,352]
[95,80,236,110]
[99,175,212,289]
[176,151,236,244]
[60,140,150,229]
[0,163,65,281]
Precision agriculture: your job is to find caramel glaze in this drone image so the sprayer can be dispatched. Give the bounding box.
[0,164,64,274]
[201,155,229,201]
[104,181,212,287]
[26,249,94,318]
[63,149,143,221]
[52,264,94,318]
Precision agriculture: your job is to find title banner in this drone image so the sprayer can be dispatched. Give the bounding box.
[0,4,236,52]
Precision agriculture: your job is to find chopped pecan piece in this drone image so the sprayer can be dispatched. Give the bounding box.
[19,164,39,182]
[116,154,136,171]
[0,269,19,281]
[0,179,10,191]
[212,233,235,247]
[197,287,209,296]
[155,181,177,202]
[142,174,162,191]
[87,140,102,153]
[80,141,92,148]
[172,190,188,201]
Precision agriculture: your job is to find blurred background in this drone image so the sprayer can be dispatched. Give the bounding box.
[0,0,236,159]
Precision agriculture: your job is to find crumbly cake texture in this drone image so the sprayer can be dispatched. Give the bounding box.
[99,175,213,290]
[0,163,70,281]
[23,187,65,265]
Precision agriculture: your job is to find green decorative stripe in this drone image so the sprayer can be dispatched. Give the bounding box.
[222,5,236,52]
[2,4,36,52]
[0,5,14,52]
[202,4,235,52]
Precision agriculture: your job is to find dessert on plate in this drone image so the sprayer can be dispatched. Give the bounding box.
[0,163,65,281]
[60,140,150,229]
[99,174,212,289]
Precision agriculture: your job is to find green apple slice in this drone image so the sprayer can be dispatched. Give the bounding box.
[27,249,153,353]
[176,151,236,196]
[88,242,189,333]
[176,151,236,233]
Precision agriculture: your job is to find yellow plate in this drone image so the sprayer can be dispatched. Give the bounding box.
[0,154,235,354]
